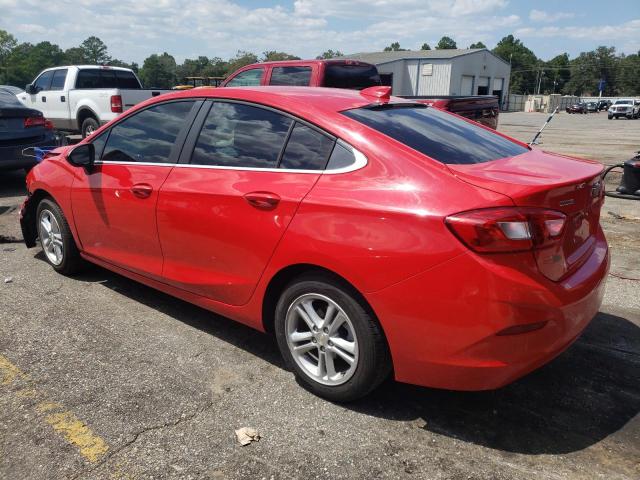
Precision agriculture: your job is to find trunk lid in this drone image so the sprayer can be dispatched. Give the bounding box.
[0,103,47,143]
[448,149,605,278]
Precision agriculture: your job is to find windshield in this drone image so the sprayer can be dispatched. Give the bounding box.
[343,104,528,165]
[614,100,632,105]
[324,64,381,90]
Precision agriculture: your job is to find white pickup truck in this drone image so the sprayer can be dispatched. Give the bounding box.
[16,65,170,137]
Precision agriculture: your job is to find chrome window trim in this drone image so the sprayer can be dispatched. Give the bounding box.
[94,140,368,175]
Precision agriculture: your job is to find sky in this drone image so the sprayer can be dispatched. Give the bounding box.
[1,0,639,64]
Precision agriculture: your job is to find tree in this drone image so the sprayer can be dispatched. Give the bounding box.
[383,42,407,52]
[469,41,486,49]
[436,36,457,49]
[563,46,619,96]
[63,47,86,64]
[543,53,571,94]
[618,52,640,95]
[5,41,64,87]
[493,35,539,94]
[420,43,431,50]
[226,51,259,75]
[262,51,300,62]
[139,52,177,88]
[0,29,17,83]
[316,49,344,59]
[80,36,110,64]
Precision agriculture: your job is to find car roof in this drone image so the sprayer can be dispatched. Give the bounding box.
[243,59,375,67]
[0,89,24,107]
[41,65,134,72]
[153,86,400,116]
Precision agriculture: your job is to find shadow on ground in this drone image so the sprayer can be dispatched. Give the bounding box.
[0,170,27,199]
[33,251,640,456]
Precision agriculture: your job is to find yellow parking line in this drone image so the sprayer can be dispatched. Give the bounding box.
[0,354,110,463]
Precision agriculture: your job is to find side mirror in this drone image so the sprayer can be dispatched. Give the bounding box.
[25,84,37,95]
[67,143,95,171]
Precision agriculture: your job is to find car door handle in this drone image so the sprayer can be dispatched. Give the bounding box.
[244,192,280,210]
[60,95,65,102]
[41,96,46,102]
[130,183,153,199]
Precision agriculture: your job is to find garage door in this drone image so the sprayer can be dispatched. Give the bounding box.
[461,76,474,95]
[477,77,489,95]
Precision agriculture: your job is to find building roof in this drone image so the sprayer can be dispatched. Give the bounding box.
[339,48,509,66]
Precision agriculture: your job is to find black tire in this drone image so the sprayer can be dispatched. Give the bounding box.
[36,198,84,275]
[81,116,99,138]
[274,273,391,402]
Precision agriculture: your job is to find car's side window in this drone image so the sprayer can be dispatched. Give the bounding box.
[33,71,54,92]
[101,101,195,164]
[269,67,312,86]
[49,69,68,91]
[90,131,109,160]
[191,102,292,168]
[225,68,264,87]
[76,69,101,89]
[326,141,362,171]
[279,123,335,170]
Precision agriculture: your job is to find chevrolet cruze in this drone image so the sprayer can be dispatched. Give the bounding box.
[20,86,609,401]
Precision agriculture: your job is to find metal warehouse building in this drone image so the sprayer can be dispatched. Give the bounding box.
[343,49,511,105]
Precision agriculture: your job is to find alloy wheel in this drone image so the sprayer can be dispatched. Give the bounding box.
[285,293,359,386]
[38,209,64,265]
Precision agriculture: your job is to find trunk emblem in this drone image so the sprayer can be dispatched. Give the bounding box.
[591,181,602,198]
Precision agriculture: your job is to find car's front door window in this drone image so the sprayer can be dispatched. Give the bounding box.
[102,101,195,164]
[225,68,264,87]
[33,71,54,92]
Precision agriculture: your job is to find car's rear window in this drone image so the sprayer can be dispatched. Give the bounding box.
[342,105,528,164]
[323,64,381,90]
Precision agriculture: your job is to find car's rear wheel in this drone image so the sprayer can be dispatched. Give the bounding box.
[36,198,83,275]
[275,273,391,402]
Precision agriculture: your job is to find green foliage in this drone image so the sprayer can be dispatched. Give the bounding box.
[80,36,110,64]
[493,35,539,94]
[436,36,457,49]
[262,51,300,62]
[469,41,486,49]
[384,42,408,52]
[0,29,18,83]
[420,43,431,51]
[226,51,259,75]
[139,52,177,88]
[316,49,344,59]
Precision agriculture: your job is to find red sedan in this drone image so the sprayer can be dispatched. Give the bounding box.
[20,86,609,401]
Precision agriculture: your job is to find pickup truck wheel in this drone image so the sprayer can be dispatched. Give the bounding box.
[36,198,84,275]
[275,273,391,402]
[81,117,99,138]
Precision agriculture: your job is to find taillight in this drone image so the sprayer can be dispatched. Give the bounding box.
[110,95,123,113]
[44,120,54,130]
[445,207,568,280]
[24,116,46,128]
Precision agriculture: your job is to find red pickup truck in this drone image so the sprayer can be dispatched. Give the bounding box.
[221,59,500,129]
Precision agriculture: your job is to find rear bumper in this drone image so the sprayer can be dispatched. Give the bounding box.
[367,230,609,391]
[0,133,57,171]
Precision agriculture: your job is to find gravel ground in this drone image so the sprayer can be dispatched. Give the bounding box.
[0,112,638,479]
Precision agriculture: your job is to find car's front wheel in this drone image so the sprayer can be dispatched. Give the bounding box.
[36,198,84,275]
[275,274,391,402]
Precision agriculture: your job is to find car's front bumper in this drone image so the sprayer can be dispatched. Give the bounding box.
[367,229,609,391]
[0,132,57,171]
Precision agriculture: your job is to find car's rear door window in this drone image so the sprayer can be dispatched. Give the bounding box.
[225,68,264,87]
[101,101,195,164]
[269,67,312,86]
[343,105,528,164]
[279,123,335,170]
[191,102,291,168]
[76,69,101,89]
[324,63,381,90]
